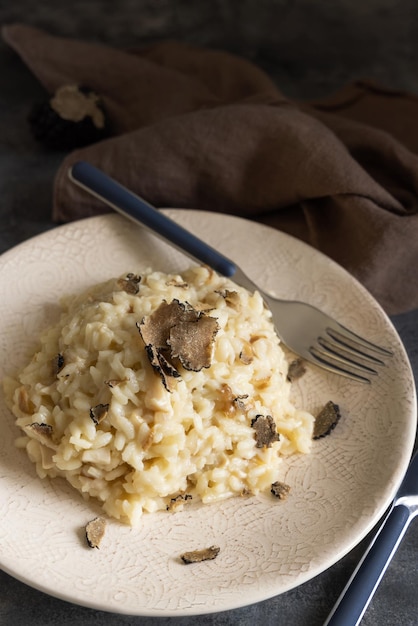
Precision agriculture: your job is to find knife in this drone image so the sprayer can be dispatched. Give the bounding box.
[324,449,418,626]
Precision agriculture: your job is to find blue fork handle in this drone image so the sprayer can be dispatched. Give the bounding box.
[69,161,237,277]
[324,503,412,626]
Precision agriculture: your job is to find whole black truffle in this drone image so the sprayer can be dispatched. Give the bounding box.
[28,84,109,150]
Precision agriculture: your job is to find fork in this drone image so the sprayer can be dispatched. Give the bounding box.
[68,161,392,383]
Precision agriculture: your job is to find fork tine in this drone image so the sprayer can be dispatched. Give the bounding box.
[311,329,387,383]
[308,346,376,384]
[326,323,393,357]
[313,341,380,374]
[319,336,386,366]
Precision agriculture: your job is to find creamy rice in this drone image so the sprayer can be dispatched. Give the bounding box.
[3,266,314,525]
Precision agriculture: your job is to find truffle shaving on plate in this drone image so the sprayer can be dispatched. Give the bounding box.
[3,266,314,526]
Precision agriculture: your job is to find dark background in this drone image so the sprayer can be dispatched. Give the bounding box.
[3,0,418,97]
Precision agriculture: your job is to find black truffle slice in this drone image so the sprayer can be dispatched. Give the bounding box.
[313,401,341,439]
[145,344,181,391]
[138,300,219,388]
[90,403,109,425]
[85,517,106,549]
[180,546,220,564]
[287,358,307,382]
[28,84,108,150]
[139,300,196,351]
[271,481,291,500]
[168,314,219,371]
[251,414,280,448]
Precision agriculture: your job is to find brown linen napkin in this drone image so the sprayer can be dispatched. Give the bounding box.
[3,23,418,315]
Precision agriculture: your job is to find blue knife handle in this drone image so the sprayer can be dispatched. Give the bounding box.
[69,161,237,277]
[324,503,412,626]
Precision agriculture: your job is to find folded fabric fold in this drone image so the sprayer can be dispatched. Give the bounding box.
[3,22,418,314]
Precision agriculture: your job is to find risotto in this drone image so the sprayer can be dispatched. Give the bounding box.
[3,265,314,526]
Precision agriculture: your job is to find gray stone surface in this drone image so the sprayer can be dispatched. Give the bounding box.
[1,2,418,625]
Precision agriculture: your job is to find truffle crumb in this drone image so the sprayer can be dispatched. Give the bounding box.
[90,403,109,425]
[232,394,249,412]
[217,385,249,415]
[25,422,56,449]
[166,494,193,513]
[85,517,106,549]
[52,353,65,376]
[165,278,188,288]
[217,383,236,414]
[271,481,291,500]
[239,341,253,365]
[251,414,280,448]
[105,379,123,388]
[313,401,341,439]
[180,545,220,564]
[117,273,141,294]
[287,358,306,382]
[216,289,241,309]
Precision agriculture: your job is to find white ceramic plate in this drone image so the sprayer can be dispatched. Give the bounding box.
[0,211,416,616]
